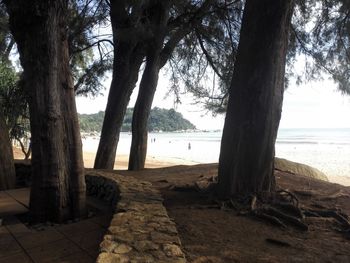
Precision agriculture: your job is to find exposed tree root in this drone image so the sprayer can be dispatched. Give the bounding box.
[303,209,350,228]
[209,188,349,234]
[254,211,287,229]
[257,206,308,231]
[265,238,291,247]
[170,177,350,236]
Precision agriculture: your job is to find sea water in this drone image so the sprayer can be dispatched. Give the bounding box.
[83,128,350,178]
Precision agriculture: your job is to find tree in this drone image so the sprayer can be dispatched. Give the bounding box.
[0,4,16,189]
[289,0,350,95]
[129,0,236,170]
[5,0,86,223]
[128,0,172,170]
[67,0,113,97]
[94,0,149,169]
[0,2,14,64]
[0,110,15,190]
[95,0,234,170]
[218,0,294,197]
[167,1,242,114]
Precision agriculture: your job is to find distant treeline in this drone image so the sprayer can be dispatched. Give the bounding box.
[79,107,196,133]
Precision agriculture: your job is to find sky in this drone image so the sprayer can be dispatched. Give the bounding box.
[76,71,350,130]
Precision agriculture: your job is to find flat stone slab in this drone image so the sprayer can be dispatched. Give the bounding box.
[0,191,28,217]
[5,188,30,207]
[86,171,187,262]
[0,196,109,263]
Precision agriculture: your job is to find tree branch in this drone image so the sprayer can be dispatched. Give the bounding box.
[71,39,114,55]
[195,29,223,79]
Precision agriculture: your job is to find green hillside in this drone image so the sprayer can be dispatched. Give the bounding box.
[79,107,196,133]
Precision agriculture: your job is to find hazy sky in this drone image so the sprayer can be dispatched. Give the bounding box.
[76,74,350,130]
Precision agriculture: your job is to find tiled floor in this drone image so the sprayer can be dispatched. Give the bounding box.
[0,188,111,263]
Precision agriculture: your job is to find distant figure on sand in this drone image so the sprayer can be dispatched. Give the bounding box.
[188,142,191,150]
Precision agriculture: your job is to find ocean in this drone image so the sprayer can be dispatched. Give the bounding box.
[82,128,350,178]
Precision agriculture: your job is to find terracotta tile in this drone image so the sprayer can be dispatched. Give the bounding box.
[85,244,100,259]
[5,188,30,207]
[17,227,64,250]
[0,192,28,217]
[0,227,23,258]
[27,238,82,263]
[5,217,33,238]
[89,215,112,228]
[55,220,100,238]
[53,251,94,263]
[70,228,105,250]
[0,252,32,263]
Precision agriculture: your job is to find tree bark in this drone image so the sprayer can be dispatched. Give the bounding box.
[93,43,144,169]
[0,112,15,190]
[128,1,171,171]
[5,0,86,223]
[93,1,145,170]
[218,0,294,198]
[128,52,161,170]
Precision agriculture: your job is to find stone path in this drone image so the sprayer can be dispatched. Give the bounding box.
[1,170,187,262]
[0,188,110,263]
[86,171,187,263]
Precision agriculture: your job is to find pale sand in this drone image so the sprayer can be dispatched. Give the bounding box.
[13,147,198,169]
[81,151,199,170]
[13,147,350,186]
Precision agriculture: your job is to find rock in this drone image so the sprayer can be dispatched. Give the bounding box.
[134,240,159,252]
[275,157,329,181]
[151,231,180,244]
[114,244,133,254]
[97,252,130,263]
[100,240,118,253]
[163,244,184,257]
[130,255,155,263]
[86,172,187,262]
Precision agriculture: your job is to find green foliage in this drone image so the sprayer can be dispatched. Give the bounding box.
[0,3,14,64]
[287,0,350,95]
[68,0,113,97]
[79,110,105,132]
[147,107,196,132]
[0,61,29,141]
[78,107,196,133]
[167,0,243,114]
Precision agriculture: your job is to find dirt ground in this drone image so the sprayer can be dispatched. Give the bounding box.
[14,148,350,262]
[116,164,350,263]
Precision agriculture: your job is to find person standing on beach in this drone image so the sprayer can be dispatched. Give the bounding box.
[188,142,191,150]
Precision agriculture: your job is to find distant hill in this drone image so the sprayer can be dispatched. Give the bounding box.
[78,107,196,133]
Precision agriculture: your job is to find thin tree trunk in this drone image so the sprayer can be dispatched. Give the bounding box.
[6,0,86,223]
[93,0,146,170]
[128,53,161,170]
[0,112,15,190]
[218,0,294,198]
[128,0,170,171]
[93,42,144,169]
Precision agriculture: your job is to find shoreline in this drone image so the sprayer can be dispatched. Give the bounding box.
[13,147,350,187]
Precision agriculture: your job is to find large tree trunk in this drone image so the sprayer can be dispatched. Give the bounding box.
[128,53,161,170]
[218,0,294,198]
[93,1,145,170]
[5,0,86,223]
[0,112,15,190]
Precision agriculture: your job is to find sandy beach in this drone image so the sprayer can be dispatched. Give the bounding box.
[13,145,350,186]
[81,150,200,169]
